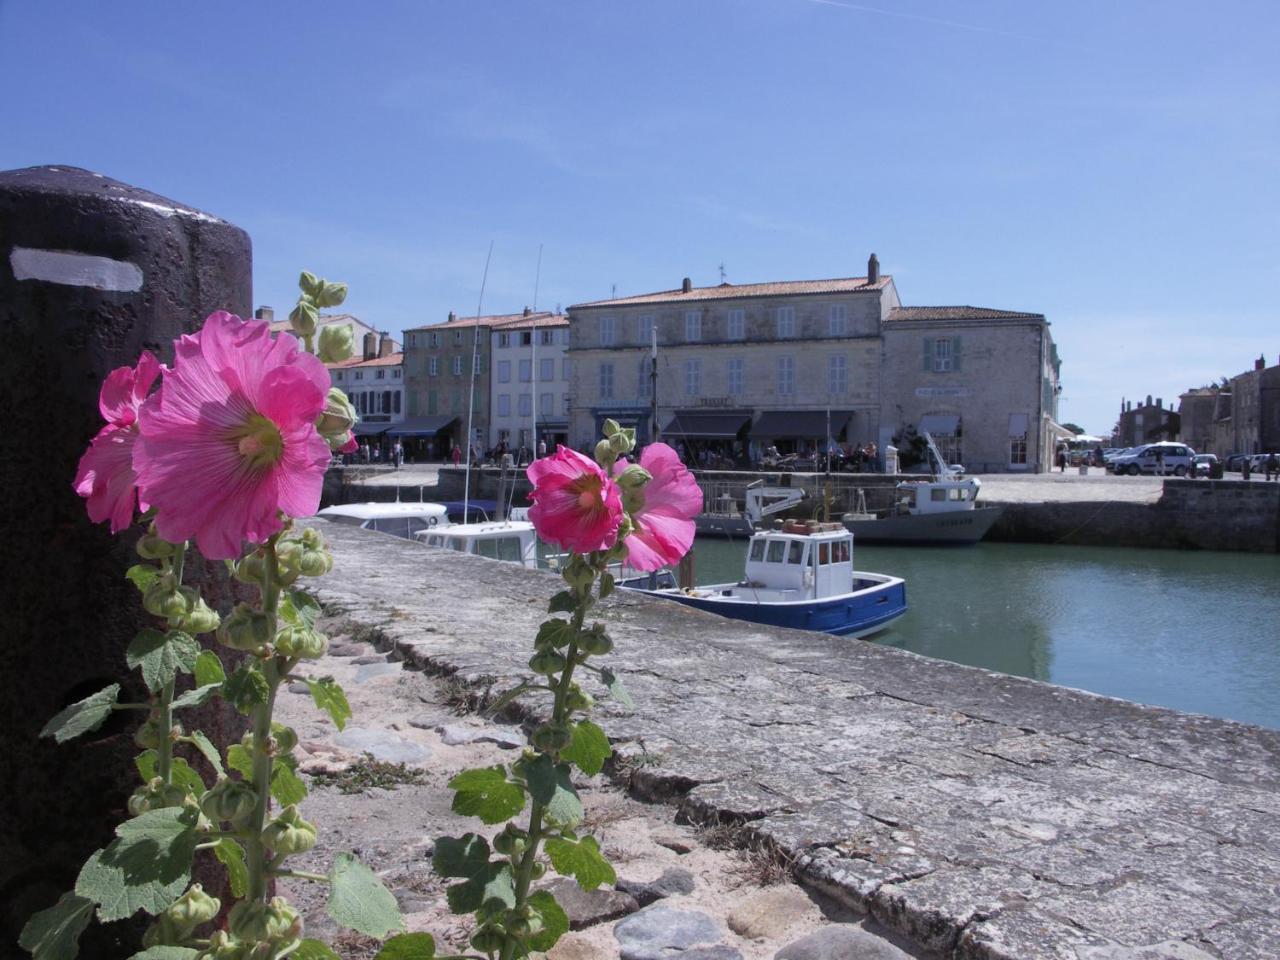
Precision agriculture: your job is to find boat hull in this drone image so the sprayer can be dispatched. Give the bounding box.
[633,573,906,638]
[694,514,754,538]
[842,505,1003,545]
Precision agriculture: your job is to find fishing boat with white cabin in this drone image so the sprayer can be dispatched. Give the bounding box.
[622,519,906,637]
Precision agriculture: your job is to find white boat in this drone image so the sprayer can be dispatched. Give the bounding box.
[841,433,1002,545]
[414,520,539,568]
[623,520,906,637]
[317,501,451,540]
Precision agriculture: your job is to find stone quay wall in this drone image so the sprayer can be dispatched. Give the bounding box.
[307,519,1280,959]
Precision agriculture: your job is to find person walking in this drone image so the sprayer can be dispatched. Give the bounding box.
[1057,447,1067,472]
[537,437,547,458]
[451,444,462,467]
[1266,452,1279,481]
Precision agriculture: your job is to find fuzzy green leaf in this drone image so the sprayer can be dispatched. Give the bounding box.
[226,744,254,780]
[127,629,199,693]
[132,756,204,796]
[281,589,321,628]
[291,940,342,960]
[41,684,120,743]
[598,571,616,599]
[562,720,612,776]
[548,591,576,614]
[448,766,526,824]
[126,564,161,594]
[213,839,247,898]
[599,667,635,709]
[432,835,516,913]
[307,677,352,731]
[271,759,308,806]
[192,650,225,687]
[18,892,94,960]
[327,852,404,938]
[170,684,220,710]
[524,755,583,828]
[432,834,492,879]
[184,731,224,776]
[223,666,270,715]
[373,932,436,959]
[128,948,199,959]
[543,835,615,891]
[526,889,570,953]
[75,808,198,920]
[534,619,573,650]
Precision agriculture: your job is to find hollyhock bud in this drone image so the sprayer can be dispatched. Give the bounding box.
[228,896,301,943]
[492,824,528,857]
[128,778,189,816]
[180,592,220,635]
[219,603,272,651]
[234,551,266,585]
[615,464,651,490]
[317,324,355,363]
[528,650,567,676]
[317,280,348,308]
[201,778,258,826]
[144,575,189,619]
[136,533,175,560]
[297,546,332,577]
[608,428,635,455]
[299,271,322,297]
[166,884,221,930]
[261,805,318,856]
[594,439,613,465]
[288,300,319,339]
[135,714,165,750]
[564,685,594,712]
[581,627,613,657]
[316,387,356,438]
[272,723,299,754]
[532,722,573,753]
[275,624,328,659]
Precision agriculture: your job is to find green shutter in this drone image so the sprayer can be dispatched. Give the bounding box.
[952,336,962,372]
[923,338,934,372]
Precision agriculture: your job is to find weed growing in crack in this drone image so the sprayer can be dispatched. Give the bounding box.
[310,753,427,794]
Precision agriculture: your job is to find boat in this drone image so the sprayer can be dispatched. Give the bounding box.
[316,501,452,540]
[622,520,906,637]
[840,432,1002,545]
[414,519,539,568]
[694,480,807,538]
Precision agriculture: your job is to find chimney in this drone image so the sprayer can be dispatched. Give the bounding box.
[448,311,457,322]
[254,306,274,322]
[523,306,532,317]
[867,253,880,284]
[1156,397,1162,409]
[681,277,692,293]
[362,331,377,361]
[1146,395,1152,407]
[1256,355,1266,371]
[378,334,393,358]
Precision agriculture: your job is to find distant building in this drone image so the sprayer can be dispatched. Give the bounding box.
[260,307,400,354]
[1213,355,1280,457]
[1117,396,1179,447]
[1177,387,1220,453]
[489,312,570,454]
[326,331,404,449]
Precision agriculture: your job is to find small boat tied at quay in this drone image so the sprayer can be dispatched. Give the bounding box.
[841,432,1003,545]
[622,519,906,638]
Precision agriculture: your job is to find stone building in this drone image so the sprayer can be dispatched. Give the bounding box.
[1177,387,1220,454]
[879,306,1063,473]
[566,255,1063,472]
[1209,355,1280,457]
[490,312,570,454]
[325,333,404,452]
[1117,396,1180,447]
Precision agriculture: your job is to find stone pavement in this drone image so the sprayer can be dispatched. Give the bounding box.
[307,520,1280,959]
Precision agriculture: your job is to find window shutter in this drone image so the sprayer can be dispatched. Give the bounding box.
[952,336,962,372]
[923,338,934,372]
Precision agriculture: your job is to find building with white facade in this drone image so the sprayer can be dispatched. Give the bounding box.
[260,307,400,354]
[567,255,1063,472]
[490,312,570,454]
[326,332,404,448]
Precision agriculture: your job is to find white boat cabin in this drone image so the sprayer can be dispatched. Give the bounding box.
[317,502,450,539]
[743,522,854,599]
[893,477,981,516]
[414,521,539,569]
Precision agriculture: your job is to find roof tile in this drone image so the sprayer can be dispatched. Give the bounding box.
[570,276,891,309]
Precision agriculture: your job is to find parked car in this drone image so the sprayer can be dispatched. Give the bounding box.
[1190,454,1218,477]
[1108,442,1195,476]
[1224,453,1250,473]
[1248,453,1280,476]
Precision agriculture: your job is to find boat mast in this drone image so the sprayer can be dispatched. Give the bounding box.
[650,324,658,444]
[462,241,494,520]
[530,243,542,456]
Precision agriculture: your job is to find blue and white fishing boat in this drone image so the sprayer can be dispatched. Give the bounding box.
[624,520,906,637]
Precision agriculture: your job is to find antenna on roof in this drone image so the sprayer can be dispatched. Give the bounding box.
[719,262,727,283]
[532,243,543,312]
[611,283,617,300]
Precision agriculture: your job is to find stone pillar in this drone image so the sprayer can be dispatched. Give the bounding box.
[0,166,252,948]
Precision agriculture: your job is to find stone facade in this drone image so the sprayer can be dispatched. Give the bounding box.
[1177,387,1219,453]
[1221,357,1280,456]
[490,313,570,453]
[1117,395,1179,447]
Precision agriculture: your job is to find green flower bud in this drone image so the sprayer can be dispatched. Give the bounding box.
[317,324,355,363]
[201,777,258,826]
[594,439,613,466]
[272,723,299,754]
[492,825,528,857]
[470,925,506,954]
[128,778,189,816]
[301,527,324,549]
[601,418,621,438]
[317,280,348,308]
[609,430,631,455]
[180,592,221,635]
[199,931,247,960]
[136,535,175,560]
[581,628,614,657]
[261,805,318,856]
[562,558,596,592]
[144,575,189,619]
[228,896,301,944]
[218,603,272,652]
[288,300,319,339]
[298,270,322,297]
[530,860,547,880]
[316,387,357,437]
[528,650,567,676]
[274,624,328,659]
[564,685,594,712]
[135,714,166,750]
[166,884,221,930]
[532,722,573,753]
[616,464,651,490]
[233,551,266,585]
[297,548,332,578]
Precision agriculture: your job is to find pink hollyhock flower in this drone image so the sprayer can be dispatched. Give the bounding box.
[73,351,162,532]
[526,445,624,554]
[133,312,332,559]
[616,442,702,571]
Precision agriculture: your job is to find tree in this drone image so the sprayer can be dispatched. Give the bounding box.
[1061,422,1084,435]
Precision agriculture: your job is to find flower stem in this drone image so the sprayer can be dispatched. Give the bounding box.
[246,535,284,904]
[156,543,188,787]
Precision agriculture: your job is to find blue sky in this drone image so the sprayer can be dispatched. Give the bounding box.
[2,0,1277,435]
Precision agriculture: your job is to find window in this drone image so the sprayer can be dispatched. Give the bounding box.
[750,539,766,562]
[926,337,961,373]
[563,393,571,414]
[540,392,553,415]
[1009,413,1028,465]
[788,541,804,564]
[428,356,438,376]
[428,332,439,347]
[600,317,616,346]
[561,357,571,380]
[454,330,463,345]
[427,391,437,414]
[382,390,392,412]
[519,359,532,382]
[829,304,847,336]
[393,369,401,379]
[767,540,786,563]
[376,369,386,379]
[777,355,795,396]
[684,359,701,397]
[685,311,701,342]
[452,356,462,376]
[518,394,532,416]
[393,392,401,413]
[498,360,511,383]
[354,371,364,380]
[540,358,554,382]
[497,394,510,416]
[828,354,847,394]
[637,314,655,346]
[727,357,744,396]
[776,306,795,338]
[334,371,344,381]
[599,362,614,399]
[408,333,418,347]
[638,357,652,399]
[521,332,532,346]
[498,333,510,347]
[541,330,554,345]
[727,309,745,340]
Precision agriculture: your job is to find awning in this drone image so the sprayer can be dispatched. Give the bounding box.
[919,414,960,435]
[386,416,459,438]
[354,421,392,436]
[661,410,752,440]
[752,409,854,440]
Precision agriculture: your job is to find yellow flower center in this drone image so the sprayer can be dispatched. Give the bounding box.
[234,415,284,470]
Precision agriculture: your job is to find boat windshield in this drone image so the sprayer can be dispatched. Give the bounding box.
[787,541,804,564]
[766,540,786,563]
[750,540,766,562]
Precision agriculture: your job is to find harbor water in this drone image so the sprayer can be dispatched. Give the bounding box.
[688,536,1280,730]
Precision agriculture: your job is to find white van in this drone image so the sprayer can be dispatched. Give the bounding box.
[1109,442,1195,476]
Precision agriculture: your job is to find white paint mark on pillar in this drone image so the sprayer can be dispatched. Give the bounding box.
[9,247,143,292]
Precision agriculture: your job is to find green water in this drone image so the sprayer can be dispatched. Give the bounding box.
[689,537,1280,730]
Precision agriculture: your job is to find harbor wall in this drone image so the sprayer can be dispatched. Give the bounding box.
[306,519,1280,959]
